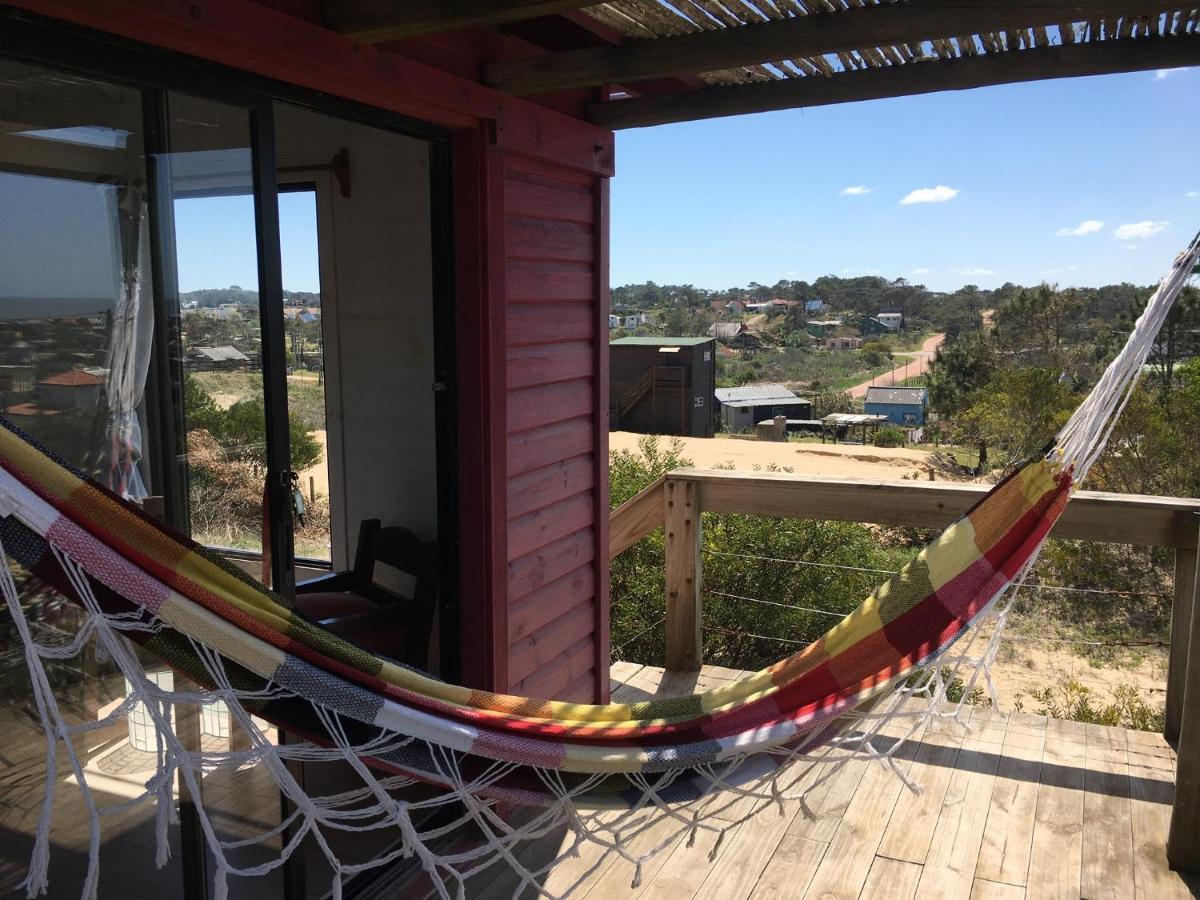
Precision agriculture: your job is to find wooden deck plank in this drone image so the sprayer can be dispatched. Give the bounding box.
[859,856,924,900]
[1080,723,1135,900]
[636,825,735,900]
[800,748,911,900]
[692,808,794,900]
[1128,757,1195,900]
[976,711,1046,886]
[1025,718,1087,900]
[912,712,1007,898]
[971,877,1026,899]
[877,720,968,864]
[747,835,826,899]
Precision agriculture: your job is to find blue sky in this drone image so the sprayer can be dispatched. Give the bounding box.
[164,66,1199,298]
[610,66,1200,293]
[175,191,320,294]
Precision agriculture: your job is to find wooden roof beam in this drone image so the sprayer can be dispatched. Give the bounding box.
[587,32,1200,128]
[324,0,600,43]
[486,0,1178,95]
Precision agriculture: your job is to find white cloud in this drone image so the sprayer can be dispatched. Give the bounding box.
[1113,220,1169,240]
[954,267,997,276]
[1055,219,1104,237]
[1187,191,1200,198]
[1155,68,1187,80]
[910,267,930,276]
[840,185,872,196]
[900,185,959,205]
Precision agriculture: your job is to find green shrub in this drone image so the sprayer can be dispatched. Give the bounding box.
[609,437,915,670]
[1013,679,1164,732]
[873,426,906,448]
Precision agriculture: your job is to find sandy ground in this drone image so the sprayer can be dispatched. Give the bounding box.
[609,430,935,480]
[609,429,1167,713]
[846,332,945,398]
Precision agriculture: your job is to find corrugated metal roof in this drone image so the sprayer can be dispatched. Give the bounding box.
[610,336,712,347]
[864,386,927,405]
[714,383,796,403]
[733,397,813,408]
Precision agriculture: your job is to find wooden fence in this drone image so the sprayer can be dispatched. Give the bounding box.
[608,467,1200,870]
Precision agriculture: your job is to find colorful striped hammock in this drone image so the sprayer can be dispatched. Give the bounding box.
[2,233,1197,899]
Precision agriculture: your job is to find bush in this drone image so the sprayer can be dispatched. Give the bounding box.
[873,426,906,447]
[185,375,322,473]
[609,437,915,670]
[1014,679,1164,732]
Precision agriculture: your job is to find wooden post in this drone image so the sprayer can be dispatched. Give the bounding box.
[1168,515,1200,871]
[1167,539,1199,745]
[664,477,702,671]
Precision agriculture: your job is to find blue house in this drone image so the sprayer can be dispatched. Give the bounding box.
[804,298,824,314]
[863,386,927,426]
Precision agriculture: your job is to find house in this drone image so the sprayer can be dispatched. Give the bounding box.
[624,313,649,329]
[863,386,928,426]
[860,316,892,336]
[804,298,825,314]
[725,299,745,314]
[3,3,1197,894]
[610,337,715,437]
[714,384,812,432]
[707,321,747,341]
[805,319,844,338]
[608,314,621,329]
[187,345,252,370]
[824,335,863,351]
[36,367,104,409]
[875,310,904,331]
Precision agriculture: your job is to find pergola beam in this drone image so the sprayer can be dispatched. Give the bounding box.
[324,0,599,43]
[587,32,1200,129]
[486,1,1179,95]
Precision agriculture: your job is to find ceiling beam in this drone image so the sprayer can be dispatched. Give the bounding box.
[324,0,599,43]
[586,32,1200,129]
[486,1,1177,95]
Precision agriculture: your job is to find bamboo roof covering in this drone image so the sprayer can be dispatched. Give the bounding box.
[581,2,1200,89]
[324,1,1200,129]
[569,2,1200,126]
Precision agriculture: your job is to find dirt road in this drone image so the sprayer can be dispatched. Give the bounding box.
[847,332,944,398]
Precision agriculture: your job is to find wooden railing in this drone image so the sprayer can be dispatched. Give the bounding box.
[608,467,1200,870]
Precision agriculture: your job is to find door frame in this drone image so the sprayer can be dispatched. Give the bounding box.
[0,11,461,899]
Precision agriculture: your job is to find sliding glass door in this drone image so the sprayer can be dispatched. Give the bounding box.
[0,56,295,900]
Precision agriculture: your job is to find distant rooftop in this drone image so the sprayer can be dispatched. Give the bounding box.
[864,386,928,405]
[714,384,796,404]
[38,369,102,387]
[192,346,250,362]
[610,337,712,347]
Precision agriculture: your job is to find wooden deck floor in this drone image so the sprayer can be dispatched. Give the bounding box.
[446,662,1199,900]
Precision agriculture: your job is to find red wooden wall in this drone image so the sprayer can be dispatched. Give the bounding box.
[10,0,615,703]
[504,154,609,702]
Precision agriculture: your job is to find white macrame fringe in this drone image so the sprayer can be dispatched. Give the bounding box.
[2,234,1197,898]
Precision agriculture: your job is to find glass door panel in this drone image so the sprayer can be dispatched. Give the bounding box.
[0,58,188,900]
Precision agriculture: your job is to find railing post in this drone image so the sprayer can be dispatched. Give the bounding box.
[1167,515,1200,871]
[664,476,702,671]
[1167,540,1199,745]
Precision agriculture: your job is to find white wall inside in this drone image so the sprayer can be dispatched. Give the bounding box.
[274,103,437,571]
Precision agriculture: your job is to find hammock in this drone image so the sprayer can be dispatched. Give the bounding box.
[2,233,1197,900]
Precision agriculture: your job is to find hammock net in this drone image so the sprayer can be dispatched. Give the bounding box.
[2,234,1198,899]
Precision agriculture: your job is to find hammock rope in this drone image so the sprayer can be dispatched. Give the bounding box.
[1,232,1197,899]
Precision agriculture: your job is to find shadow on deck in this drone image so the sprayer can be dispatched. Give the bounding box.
[436,661,1198,900]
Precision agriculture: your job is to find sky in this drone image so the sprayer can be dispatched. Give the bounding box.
[8,67,1192,305]
[175,191,320,294]
[609,65,1200,293]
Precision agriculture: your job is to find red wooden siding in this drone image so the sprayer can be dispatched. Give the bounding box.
[503,152,608,702]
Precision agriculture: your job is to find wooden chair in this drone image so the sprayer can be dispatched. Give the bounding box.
[294,519,438,670]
